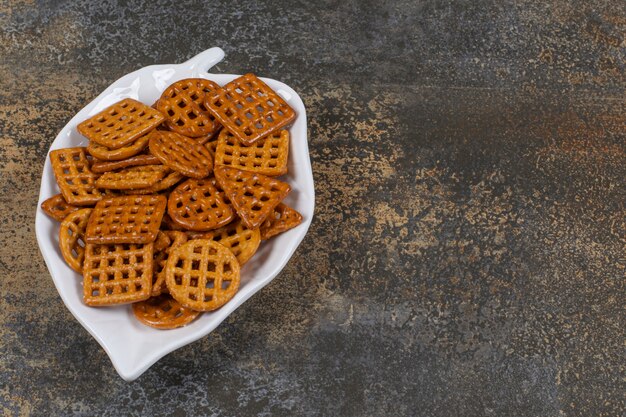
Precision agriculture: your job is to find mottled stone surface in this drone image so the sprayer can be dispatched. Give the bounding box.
[1,0,625,416]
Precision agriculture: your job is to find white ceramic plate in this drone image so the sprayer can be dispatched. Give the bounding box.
[35,47,314,381]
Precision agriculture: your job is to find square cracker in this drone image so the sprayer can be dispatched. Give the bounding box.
[85,195,166,244]
[214,166,290,229]
[214,129,289,176]
[82,243,153,306]
[205,73,295,146]
[50,147,102,206]
[78,98,164,149]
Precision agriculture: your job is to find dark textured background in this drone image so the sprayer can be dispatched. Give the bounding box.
[1,0,625,416]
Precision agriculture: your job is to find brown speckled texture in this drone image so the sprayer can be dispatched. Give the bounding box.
[1,1,625,416]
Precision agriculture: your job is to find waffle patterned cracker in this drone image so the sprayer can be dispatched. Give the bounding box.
[215,166,290,229]
[83,243,153,306]
[77,98,164,149]
[156,78,220,138]
[85,195,166,244]
[59,208,92,273]
[215,129,289,176]
[260,203,303,240]
[152,231,188,296]
[205,73,296,145]
[149,130,213,179]
[50,147,103,206]
[91,154,161,174]
[199,219,260,265]
[132,294,200,329]
[41,194,80,222]
[95,165,169,190]
[167,178,234,231]
[165,240,240,311]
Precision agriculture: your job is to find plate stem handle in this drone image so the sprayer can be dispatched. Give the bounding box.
[186,47,225,73]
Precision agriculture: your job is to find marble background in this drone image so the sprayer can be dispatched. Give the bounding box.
[1,0,624,416]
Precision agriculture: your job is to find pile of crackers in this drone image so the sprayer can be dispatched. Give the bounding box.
[41,74,303,329]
